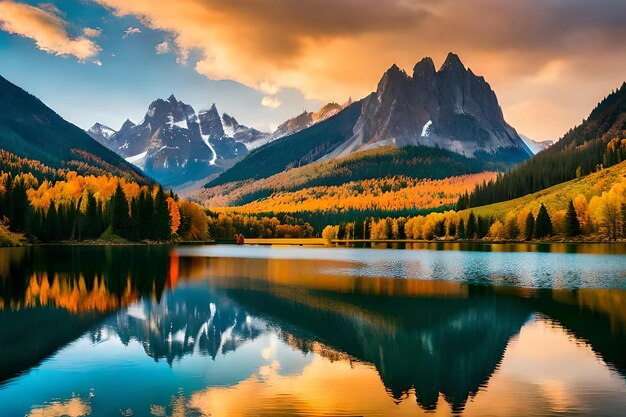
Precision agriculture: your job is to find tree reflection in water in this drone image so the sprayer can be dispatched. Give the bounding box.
[0,245,625,416]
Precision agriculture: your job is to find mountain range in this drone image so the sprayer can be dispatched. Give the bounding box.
[205,53,532,192]
[87,96,351,188]
[86,96,252,187]
[85,53,532,192]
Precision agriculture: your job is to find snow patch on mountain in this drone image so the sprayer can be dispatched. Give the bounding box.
[421,120,432,137]
[125,151,148,169]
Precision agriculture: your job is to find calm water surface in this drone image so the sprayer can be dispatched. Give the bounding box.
[1,244,626,416]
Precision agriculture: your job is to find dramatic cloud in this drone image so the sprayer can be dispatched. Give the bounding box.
[93,0,626,139]
[155,40,170,54]
[122,26,141,38]
[261,96,281,109]
[0,1,100,62]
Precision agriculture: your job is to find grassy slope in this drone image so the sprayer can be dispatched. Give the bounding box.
[464,159,626,218]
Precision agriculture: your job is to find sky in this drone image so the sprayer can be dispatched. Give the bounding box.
[1,0,626,140]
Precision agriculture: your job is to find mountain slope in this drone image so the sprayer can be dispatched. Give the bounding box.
[461,82,626,208]
[199,145,503,207]
[462,158,626,219]
[207,100,363,187]
[271,101,347,140]
[0,74,147,183]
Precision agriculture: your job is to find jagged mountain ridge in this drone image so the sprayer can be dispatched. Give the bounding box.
[329,53,531,159]
[88,96,250,187]
[271,101,349,140]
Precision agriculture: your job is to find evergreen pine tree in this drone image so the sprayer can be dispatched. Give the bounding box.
[565,200,582,237]
[448,221,457,238]
[466,212,477,239]
[140,190,154,239]
[153,186,171,241]
[10,179,30,232]
[111,183,130,238]
[44,201,61,241]
[458,218,466,239]
[534,203,553,239]
[129,197,139,241]
[525,212,535,241]
[0,175,12,219]
[85,192,99,239]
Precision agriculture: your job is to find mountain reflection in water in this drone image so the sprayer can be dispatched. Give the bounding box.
[0,245,625,417]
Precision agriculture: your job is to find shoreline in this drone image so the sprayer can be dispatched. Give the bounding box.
[3,237,625,249]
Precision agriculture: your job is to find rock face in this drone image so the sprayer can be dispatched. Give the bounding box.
[89,96,251,187]
[329,53,531,160]
[272,102,346,140]
[221,113,270,149]
[86,122,117,144]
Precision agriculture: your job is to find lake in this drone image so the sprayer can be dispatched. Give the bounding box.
[1,244,626,416]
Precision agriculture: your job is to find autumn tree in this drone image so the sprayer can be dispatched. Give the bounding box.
[322,225,339,243]
[178,201,209,241]
[622,203,626,239]
[167,196,181,234]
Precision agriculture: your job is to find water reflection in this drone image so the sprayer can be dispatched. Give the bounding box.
[0,245,625,416]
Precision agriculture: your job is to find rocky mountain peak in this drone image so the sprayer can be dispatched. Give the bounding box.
[222,113,241,129]
[86,122,117,144]
[439,52,466,72]
[330,53,532,160]
[120,119,136,131]
[413,57,436,79]
[198,103,225,139]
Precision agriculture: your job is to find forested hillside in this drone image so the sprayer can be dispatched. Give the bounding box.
[459,83,626,209]
[200,145,509,207]
[0,75,147,183]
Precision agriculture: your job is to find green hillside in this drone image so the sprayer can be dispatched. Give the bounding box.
[464,159,626,218]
